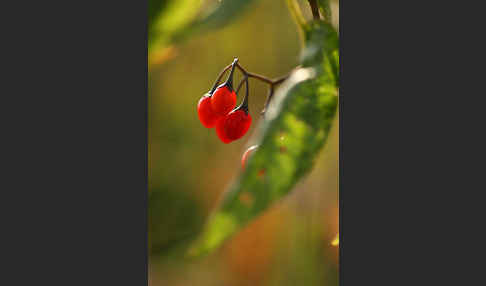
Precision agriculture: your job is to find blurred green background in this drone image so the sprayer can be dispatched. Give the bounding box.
[149,0,339,285]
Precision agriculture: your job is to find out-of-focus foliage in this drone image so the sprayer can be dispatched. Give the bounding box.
[186,0,257,37]
[149,185,204,255]
[148,0,201,52]
[148,0,257,64]
[189,21,339,256]
[317,0,332,22]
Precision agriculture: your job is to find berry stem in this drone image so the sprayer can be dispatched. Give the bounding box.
[236,62,273,85]
[235,75,249,110]
[236,75,247,95]
[237,76,250,114]
[272,75,289,86]
[234,62,290,88]
[226,58,239,88]
[209,59,240,93]
[210,64,232,93]
[261,86,274,116]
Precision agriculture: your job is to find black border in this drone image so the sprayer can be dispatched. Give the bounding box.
[6,1,149,285]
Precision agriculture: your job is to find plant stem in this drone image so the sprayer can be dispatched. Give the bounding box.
[240,76,249,113]
[236,63,273,85]
[210,58,239,92]
[272,75,289,86]
[226,58,239,88]
[235,62,289,87]
[210,64,231,93]
[261,86,274,116]
[308,0,320,20]
[236,75,248,95]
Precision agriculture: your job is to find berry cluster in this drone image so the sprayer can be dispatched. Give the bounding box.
[197,59,252,144]
[197,58,290,167]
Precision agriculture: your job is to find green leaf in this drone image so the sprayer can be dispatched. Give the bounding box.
[196,0,256,31]
[148,0,202,53]
[189,22,339,257]
[317,0,332,23]
[149,0,257,56]
[301,21,339,86]
[174,0,257,43]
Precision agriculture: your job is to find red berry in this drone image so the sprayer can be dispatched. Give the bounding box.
[210,85,237,116]
[197,94,221,128]
[241,145,258,168]
[215,117,233,144]
[216,109,252,142]
[215,73,252,143]
[210,59,238,116]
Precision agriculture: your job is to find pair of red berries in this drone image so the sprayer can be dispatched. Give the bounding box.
[197,59,252,144]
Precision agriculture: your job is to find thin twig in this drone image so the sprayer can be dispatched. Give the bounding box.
[235,62,289,87]
[241,76,249,112]
[236,63,273,85]
[236,75,248,95]
[259,66,301,115]
[272,75,289,86]
[210,64,232,93]
[261,86,274,116]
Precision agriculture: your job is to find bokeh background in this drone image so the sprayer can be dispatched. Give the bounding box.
[149,0,339,285]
